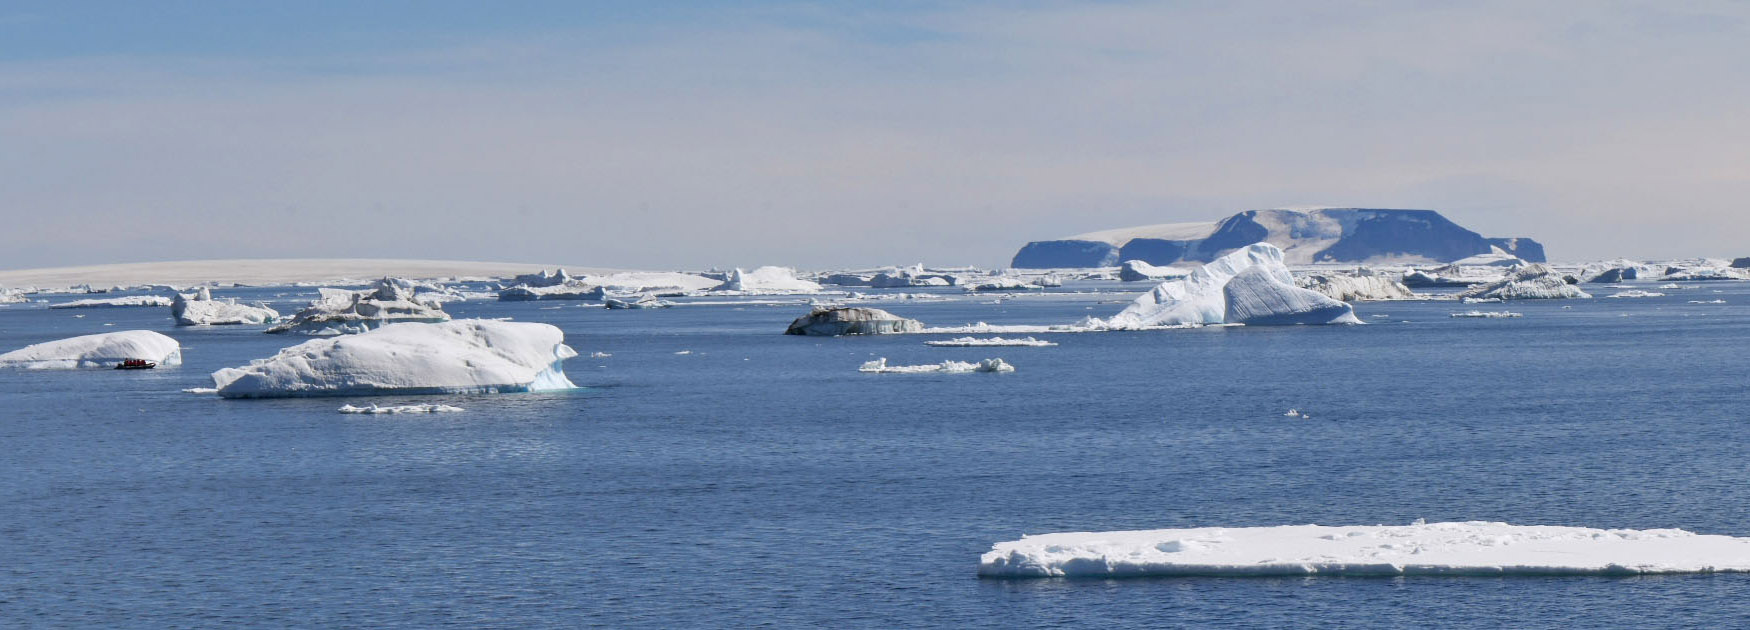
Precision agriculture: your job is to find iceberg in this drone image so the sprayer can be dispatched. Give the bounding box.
[785,307,923,336]
[266,278,450,335]
[1607,290,1665,299]
[858,357,1015,373]
[923,336,1057,347]
[1117,260,1186,282]
[0,330,182,369]
[965,277,1044,292]
[48,295,174,309]
[171,287,280,326]
[1103,243,1361,328]
[1450,310,1522,318]
[978,521,1750,578]
[716,266,822,293]
[212,319,577,398]
[1457,264,1591,300]
[0,289,28,304]
[338,403,465,414]
[604,294,674,309]
[1295,272,1414,302]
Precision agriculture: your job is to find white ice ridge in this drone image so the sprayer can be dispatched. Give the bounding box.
[172,287,280,326]
[211,319,577,398]
[859,357,1015,373]
[1102,243,1361,328]
[1450,311,1522,318]
[48,295,174,309]
[978,521,1750,578]
[0,330,183,369]
[338,403,465,414]
[924,336,1058,347]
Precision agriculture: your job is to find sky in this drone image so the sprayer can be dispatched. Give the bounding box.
[2,1,1747,270]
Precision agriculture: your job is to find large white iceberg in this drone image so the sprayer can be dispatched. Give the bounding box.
[1295,272,1414,302]
[171,287,280,326]
[1457,264,1591,300]
[1103,243,1360,328]
[0,330,183,369]
[979,521,1750,578]
[267,278,450,335]
[212,319,577,398]
[717,266,822,293]
[48,295,174,309]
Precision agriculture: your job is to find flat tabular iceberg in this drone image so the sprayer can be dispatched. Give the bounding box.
[172,287,280,326]
[212,319,577,398]
[979,521,1750,578]
[48,295,174,309]
[1103,243,1361,328]
[717,266,822,293]
[0,330,182,369]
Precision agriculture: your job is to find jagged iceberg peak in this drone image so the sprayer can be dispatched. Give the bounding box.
[266,277,450,335]
[211,319,578,398]
[0,330,183,369]
[172,287,280,326]
[1103,243,1361,328]
[1458,264,1591,300]
[785,306,924,336]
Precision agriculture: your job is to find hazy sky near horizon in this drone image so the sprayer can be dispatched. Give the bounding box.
[2,1,1748,270]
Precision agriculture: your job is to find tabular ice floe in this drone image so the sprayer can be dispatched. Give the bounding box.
[48,295,175,309]
[977,521,1750,578]
[171,287,280,326]
[1607,290,1665,299]
[1457,264,1591,301]
[604,294,674,309]
[211,319,577,398]
[923,336,1057,347]
[716,266,823,293]
[858,357,1015,373]
[0,330,182,369]
[1450,310,1522,318]
[1100,243,1361,328]
[337,403,465,414]
[267,278,450,335]
[0,289,29,304]
[1294,272,1415,302]
[965,277,1044,292]
[785,306,923,336]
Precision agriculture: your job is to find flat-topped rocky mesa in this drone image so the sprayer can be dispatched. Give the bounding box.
[1012,208,1543,268]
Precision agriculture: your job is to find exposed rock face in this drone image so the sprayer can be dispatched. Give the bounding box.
[1012,208,1544,268]
[784,307,923,336]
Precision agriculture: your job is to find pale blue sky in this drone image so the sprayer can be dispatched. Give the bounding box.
[2,1,1747,269]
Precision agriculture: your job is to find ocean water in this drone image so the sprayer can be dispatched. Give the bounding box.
[3,282,1750,628]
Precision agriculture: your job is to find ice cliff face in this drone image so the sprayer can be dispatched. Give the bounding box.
[1012,209,1544,268]
[212,319,576,398]
[1102,243,1361,328]
[0,330,183,369]
[172,287,280,326]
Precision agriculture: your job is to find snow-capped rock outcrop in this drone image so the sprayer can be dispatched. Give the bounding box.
[266,278,450,335]
[785,307,923,336]
[47,295,174,309]
[171,287,279,326]
[717,266,822,293]
[1295,272,1415,302]
[1012,208,1544,268]
[1457,264,1592,300]
[0,330,182,369]
[1101,243,1361,328]
[1118,260,1186,282]
[212,319,576,398]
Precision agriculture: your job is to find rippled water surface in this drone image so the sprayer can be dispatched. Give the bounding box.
[3,281,1749,628]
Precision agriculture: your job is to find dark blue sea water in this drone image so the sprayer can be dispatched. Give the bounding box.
[3,281,1750,628]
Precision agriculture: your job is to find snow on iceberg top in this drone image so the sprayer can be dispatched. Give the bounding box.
[0,330,183,369]
[1102,242,1360,328]
[979,521,1750,578]
[212,319,577,398]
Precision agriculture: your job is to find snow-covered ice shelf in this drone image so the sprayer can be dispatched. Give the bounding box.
[979,521,1750,578]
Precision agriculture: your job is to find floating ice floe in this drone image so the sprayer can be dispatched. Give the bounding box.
[858,357,1015,373]
[1457,264,1591,300]
[1450,311,1522,318]
[1690,300,1727,304]
[965,277,1044,292]
[266,278,450,335]
[0,289,28,304]
[604,294,674,309]
[48,295,174,309]
[923,336,1057,347]
[977,521,1750,578]
[171,287,280,326]
[1100,243,1362,328]
[1295,272,1415,302]
[1607,290,1665,299]
[338,403,465,414]
[211,319,576,398]
[785,306,924,336]
[0,330,182,369]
